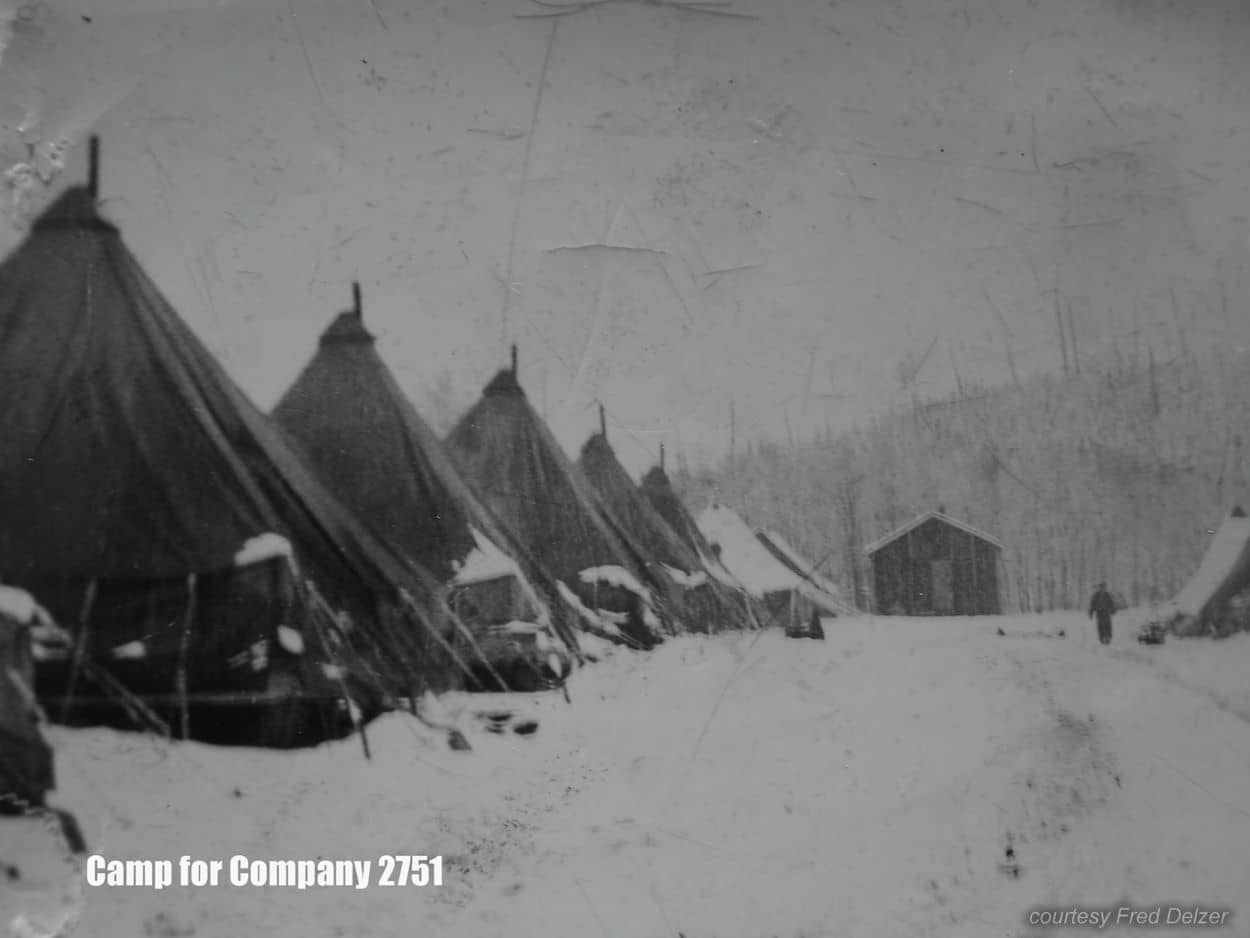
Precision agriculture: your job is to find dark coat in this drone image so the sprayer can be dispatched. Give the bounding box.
[1088,588,1116,619]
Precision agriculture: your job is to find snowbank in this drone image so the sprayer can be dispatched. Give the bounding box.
[233,533,293,567]
[15,613,1250,938]
[577,565,647,597]
[454,528,523,587]
[659,564,707,589]
[110,640,146,660]
[0,584,50,625]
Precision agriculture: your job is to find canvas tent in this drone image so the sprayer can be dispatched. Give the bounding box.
[1157,507,1250,637]
[697,504,845,630]
[577,424,754,633]
[0,586,54,812]
[638,454,759,605]
[754,531,853,616]
[445,357,666,649]
[0,161,454,746]
[639,456,719,561]
[271,288,579,659]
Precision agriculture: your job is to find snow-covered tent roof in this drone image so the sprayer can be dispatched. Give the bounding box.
[1166,507,1250,629]
[755,531,853,615]
[697,505,844,615]
[863,510,1004,556]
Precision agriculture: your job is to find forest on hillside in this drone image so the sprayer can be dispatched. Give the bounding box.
[674,346,1250,614]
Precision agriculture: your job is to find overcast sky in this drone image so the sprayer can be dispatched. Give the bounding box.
[3,0,1249,475]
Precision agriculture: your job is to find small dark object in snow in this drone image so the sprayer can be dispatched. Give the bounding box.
[1137,623,1166,645]
[4,863,19,880]
[1057,629,1066,638]
[513,720,539,736]
[485,711,512,723]
[1114,774,1121,788]
[143,913,195,938]
[996,627,1006,636]
[999,841,1021,878]
[55,808,87,854]
[485,723,505,734]
[232,787,244,798]
[448,729,472,751]
[808,611,825,640]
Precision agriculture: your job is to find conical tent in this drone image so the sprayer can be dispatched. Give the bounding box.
[0,182,452,743]
[445,363,664,648]
[639,462,721,562]
[640,460,763,616]
[1161,506,1250,637]
[271,291,579,654]
[577,429,753,632]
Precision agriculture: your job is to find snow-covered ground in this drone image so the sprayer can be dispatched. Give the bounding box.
[4,612,1249,938]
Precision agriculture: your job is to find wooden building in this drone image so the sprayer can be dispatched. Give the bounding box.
[865,511,1003,616]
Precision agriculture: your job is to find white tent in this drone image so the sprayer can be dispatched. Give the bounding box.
[755,530,855,615]
[1160,508,1250,636]
[697,505,846,620]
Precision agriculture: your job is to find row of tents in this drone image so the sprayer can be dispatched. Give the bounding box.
[0,140,848,792]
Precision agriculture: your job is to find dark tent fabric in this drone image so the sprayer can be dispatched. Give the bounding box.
[577,433,753,632]
[271,305,580,653]
[0,187,454,741]
[638,462,764,629]
[445,368,666,647]
[639,464,722,562]
[0,593,54,811]
[578,434,703,574]
[273,308,472,585]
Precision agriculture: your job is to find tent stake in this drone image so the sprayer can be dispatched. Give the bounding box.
[60,579,97,723]
[299,577,373,760]
[176,574,197,740]
[87,136,100,198]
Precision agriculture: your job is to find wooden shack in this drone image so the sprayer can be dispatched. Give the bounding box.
[865,510,1002,616]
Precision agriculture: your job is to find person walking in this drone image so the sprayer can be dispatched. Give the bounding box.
[1088,582,1116,645]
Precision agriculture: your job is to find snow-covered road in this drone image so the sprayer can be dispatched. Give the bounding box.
[5,615,1249,937]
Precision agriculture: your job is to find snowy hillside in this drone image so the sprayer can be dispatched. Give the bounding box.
[5,616,1248,937]
[687,347,1250,613]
